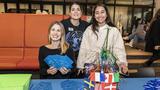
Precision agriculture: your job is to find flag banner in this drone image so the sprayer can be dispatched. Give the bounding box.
[101,82,117,90]
[84,78,95,90]
[89,72,119,83]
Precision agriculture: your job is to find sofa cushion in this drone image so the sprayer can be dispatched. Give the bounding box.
[16,48,39,70]
[0,59,22,70]
[16,59,39,70]
[23,48,38,60]
[0,14,24,47]
[0,48,23,59]
[25,14,63,47]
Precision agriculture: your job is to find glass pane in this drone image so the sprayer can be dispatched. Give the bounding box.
[107,6,114,22]
[19,4,29,13]
[20,4,28,9]
[135,0,153,5]
[105,0,115,4]
[0,3,5,13]
[7,3,16,13]
[66,5,70,15]
[115,6,132,35]
[116,0,133,5]
[31,4,40,10]
[54,5,63,15]
[31,0,63,1]
[134,8,142,19]
[43,5,52,14]
[88,0,100,4]
[66,0,86,3]
[8,3,16,9]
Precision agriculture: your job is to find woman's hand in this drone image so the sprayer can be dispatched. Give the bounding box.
[47,67,57,75]
[155,46,160,50]
[77,68,84,75]
[59,67,70,75]
[120,64,128,74]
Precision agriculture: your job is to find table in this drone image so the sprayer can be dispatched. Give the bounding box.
[30,78,160,90]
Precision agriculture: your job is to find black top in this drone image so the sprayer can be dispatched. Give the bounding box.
[145,19,160,52]
[38,45,75,79]
[61,18,89,52]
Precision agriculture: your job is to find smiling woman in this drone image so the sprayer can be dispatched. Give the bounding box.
[77,3,128,75]
[38,21,75,79]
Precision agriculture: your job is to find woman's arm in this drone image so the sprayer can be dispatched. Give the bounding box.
[77,27,91,69]
[38,47,50,75]
[112,28,128,73]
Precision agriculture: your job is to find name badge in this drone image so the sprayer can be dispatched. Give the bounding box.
[68,27,74,31]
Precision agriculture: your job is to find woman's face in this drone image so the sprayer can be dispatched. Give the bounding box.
[95,6,107,25]
[50,24,62,41]
[70,4,82,20]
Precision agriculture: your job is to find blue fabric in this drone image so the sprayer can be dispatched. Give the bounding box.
[119,78,160,90]
[44,55,73,69]
[30,78,160,90]
[143,79,160,90]
[30,79,84,90]
[30,81,52,90]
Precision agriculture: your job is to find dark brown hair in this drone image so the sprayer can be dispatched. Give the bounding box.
[91,3,115,37]
[69,2,82,12]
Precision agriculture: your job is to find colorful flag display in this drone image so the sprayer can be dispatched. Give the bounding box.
[89,72,119,83]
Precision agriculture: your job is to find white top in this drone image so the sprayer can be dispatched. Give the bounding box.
[77,24,127,69]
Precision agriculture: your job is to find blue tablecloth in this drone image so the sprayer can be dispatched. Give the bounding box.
[30,78,160,90]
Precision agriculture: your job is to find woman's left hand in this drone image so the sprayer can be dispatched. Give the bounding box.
[120,64,128,74]
[154,46,160,50]
[59,67,70,75]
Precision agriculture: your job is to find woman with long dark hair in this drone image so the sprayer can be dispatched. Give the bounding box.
[77,3,128,76]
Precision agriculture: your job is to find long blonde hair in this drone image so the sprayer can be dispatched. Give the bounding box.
[48,21,69,54]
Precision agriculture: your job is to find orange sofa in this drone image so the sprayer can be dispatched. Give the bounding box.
[0,13,88,70]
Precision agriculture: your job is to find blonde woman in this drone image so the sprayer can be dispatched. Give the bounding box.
[38,21,74,79]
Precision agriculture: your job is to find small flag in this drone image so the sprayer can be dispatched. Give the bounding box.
[84,78,95,90]
[89,72,105,82]
[89,72,119,83]
[104,72,119,83]
[101,83,117,90]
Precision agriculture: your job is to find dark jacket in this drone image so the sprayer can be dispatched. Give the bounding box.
[145,18,160,52]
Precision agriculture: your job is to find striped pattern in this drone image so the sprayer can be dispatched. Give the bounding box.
[125,46,160,77]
